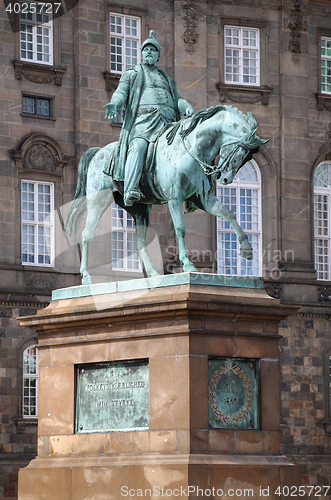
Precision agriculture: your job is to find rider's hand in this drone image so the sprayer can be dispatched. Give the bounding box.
[185,106,194,117]
[104,103,118,120]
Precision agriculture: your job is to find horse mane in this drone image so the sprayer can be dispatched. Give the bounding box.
[179,104,258,140]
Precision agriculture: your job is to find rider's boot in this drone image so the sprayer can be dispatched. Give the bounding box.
[124,138,148,206]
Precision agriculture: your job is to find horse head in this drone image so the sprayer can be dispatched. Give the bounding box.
[217,108,268,185]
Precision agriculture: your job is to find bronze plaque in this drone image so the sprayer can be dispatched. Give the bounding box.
[76,360,149,433]
[208,357,259,429]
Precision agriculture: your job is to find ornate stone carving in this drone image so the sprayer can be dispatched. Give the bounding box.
[10,134,70,172]
[318,287,331,303]
[24,144,55,171]
[180,2,204,54]
[12,60,66,86]
[25,273,57,292]
[103,71,121,92]
[316,93,331,113]
[209,360,253,425]
[283,0,307,63]
[283,0,308,10]
[216,83,272,106]
[265,283,282,299]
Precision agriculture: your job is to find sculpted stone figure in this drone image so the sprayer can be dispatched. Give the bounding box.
[104,30,194,206]
[65,32,267,285]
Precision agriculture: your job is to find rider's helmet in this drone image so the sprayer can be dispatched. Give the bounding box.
[141,30,161,56]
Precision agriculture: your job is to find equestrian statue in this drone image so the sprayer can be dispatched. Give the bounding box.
[65,31,268,285]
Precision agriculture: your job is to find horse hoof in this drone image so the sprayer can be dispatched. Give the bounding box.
[81,275,94,285]
[240,250,253,260]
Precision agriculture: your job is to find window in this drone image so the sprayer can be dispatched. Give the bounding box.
[224,26,260,86]
[20,3,53,65]
[112,110,125,125]
[110,13,140,74]
[313,162,331,280]
[111,203,141,271]
[22,95,52,117]
[23,345,38,418]
[321,37,331,94]
[21,180,54,266]
[217,161,262,276]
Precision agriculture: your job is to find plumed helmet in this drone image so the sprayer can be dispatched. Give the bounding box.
[141,30,161,53]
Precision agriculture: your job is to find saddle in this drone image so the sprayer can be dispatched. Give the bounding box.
[103,120,183,178]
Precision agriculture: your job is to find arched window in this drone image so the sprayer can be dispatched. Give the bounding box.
[217,160,262,276]
[314,162,331,280]
[22,345,38,418]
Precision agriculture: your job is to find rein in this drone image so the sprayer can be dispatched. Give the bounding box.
[182,132,248,176]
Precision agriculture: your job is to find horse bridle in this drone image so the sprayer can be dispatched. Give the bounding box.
[182,134,249,177]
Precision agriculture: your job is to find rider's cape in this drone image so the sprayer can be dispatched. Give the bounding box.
[105,64,182,181]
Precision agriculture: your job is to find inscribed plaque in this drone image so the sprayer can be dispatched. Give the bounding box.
[76,360,149,433]
[208,357,259,429]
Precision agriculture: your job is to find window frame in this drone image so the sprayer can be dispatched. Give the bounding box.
[224,25,260,87]
[313,161,331,280]
[109,12,141,75]
[111,202,142,272]
[21,179,55,267]
[216,160,262,277]
[104,5,147,76]
[321,35,331,95]
[22,344,39,419]
[22,94,53,118]
[19,2,54,66]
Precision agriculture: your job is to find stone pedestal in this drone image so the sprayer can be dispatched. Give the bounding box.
[17,274,301,499]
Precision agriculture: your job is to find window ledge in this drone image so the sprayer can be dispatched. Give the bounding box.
[103,71,121,92]
[21,113,56,121]
[316,92,331,112]
[216,83,273,106]
[14,417,37,433]
[13,60,66,86]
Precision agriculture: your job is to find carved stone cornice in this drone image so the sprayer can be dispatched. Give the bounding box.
[179,2,204,55]
[316,92,331,112]
[12,60,66,86]
[103,71,121,92]
[216,83,272,106]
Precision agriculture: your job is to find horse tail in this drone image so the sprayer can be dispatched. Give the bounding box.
[64,147,101,237]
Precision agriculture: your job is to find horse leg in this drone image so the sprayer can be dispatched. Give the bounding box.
[81,193,112,285]
[133,206,160,277]
[168,199,197,273]
[202,194,253,259]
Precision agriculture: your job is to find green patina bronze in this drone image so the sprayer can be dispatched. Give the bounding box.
[208,358,259,429]
[76,360,149,433]
[65,31,267,285]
